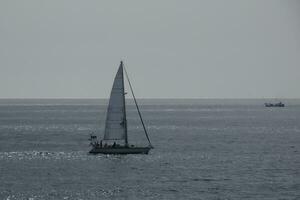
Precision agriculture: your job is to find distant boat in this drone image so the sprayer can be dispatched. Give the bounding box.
[264,102,285,107]
[89,61,153,154]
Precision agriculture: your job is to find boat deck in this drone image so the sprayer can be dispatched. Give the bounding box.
[89,146,152,154]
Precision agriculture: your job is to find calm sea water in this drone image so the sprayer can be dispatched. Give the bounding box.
[0,99,299,200]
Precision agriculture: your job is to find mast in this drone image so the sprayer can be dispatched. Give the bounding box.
[124,66,153,148]
[121,61,129,147]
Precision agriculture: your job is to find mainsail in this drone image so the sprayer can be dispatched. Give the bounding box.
[103,62,127,142]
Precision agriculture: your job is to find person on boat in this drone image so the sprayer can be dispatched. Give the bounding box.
[112,142,116,148]
[100,140,102,148]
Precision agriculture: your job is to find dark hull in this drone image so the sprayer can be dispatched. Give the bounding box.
[89,146,151,154]
[265,103,285,107]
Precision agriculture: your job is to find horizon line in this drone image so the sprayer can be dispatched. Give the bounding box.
[0,97,300,100]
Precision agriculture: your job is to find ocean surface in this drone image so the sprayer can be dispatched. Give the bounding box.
[0,99,299,200]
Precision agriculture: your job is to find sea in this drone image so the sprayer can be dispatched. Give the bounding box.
[0,99,299,200]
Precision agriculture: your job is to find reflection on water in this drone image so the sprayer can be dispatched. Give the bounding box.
[0,99,300,199]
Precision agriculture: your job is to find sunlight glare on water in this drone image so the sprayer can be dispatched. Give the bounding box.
[0,99,299,199]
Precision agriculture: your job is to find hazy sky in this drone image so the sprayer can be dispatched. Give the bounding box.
[1,0,299,98]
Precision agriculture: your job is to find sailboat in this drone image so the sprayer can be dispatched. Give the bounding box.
[89,61,153,154]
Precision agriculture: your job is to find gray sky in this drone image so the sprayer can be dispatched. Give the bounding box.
[1,0,300,98]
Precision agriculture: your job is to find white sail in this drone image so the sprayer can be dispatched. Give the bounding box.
[103,63,126,141]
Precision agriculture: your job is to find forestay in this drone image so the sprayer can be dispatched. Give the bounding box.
[103,63,126,141]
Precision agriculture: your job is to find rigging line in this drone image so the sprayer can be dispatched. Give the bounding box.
[123,65,153,148]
